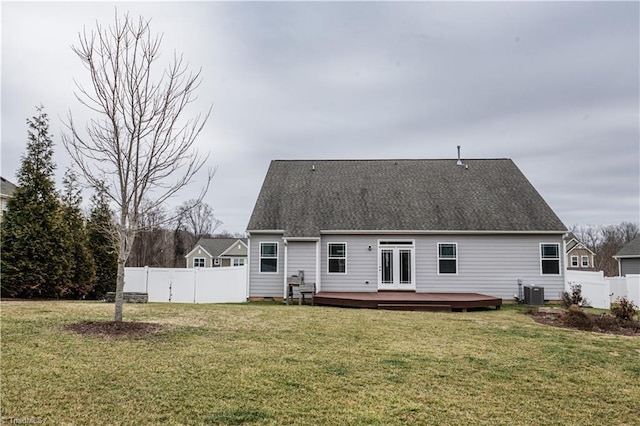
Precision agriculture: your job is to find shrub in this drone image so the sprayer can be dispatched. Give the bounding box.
[563,305,593,330]
[591,314,619,330]
[610,297,638,321]
[560,284,590,309]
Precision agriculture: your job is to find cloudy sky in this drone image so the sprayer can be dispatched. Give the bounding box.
[2,1,638,234]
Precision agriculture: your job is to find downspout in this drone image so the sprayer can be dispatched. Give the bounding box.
[283,239,288,300]
[316,239,321,293]
[246,236,251,301]
[562,233,569,292]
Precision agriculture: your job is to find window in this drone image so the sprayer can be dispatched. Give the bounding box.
[260,242,278,273]
[233,258,245,267]
[581,256,589,268]
[213,258,220,266]
[328,243,346,274]
[571,256,578,267]
[193,258,205,268]
[438,243,457,274]
[540,243,560,275]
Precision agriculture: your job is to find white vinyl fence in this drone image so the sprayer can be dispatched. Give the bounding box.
[565,270,640,310]
[124,266,247,303]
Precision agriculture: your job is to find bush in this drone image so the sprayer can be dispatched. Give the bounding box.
[563,305,593,330]
[560,284,590,308]
[610,297,638,321]
[591,314,619,330]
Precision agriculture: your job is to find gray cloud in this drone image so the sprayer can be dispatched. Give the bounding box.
[2,2,638,233]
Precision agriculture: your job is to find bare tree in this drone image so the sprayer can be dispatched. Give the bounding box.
[63,12,212,321]
[177,200,222,243]
[128,201,172,267]
[570,222,639,276]
[171,200,221,266]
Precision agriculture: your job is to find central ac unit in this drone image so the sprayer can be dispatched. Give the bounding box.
[524,286,544,305]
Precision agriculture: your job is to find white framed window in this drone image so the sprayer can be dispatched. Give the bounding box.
[540,243,560,275]
[581,256,589,267]
[259,242,278,273]
[233,258,245,267]
[438,243,457,274]
[571,256,578,267]
[213,258,220,266]
[193,258,205,268]
[328,243,347,274]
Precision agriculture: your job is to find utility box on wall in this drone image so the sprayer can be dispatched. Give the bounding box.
[524,286,544,305]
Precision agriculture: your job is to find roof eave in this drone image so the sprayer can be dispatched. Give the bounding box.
[184,245,214,259]
[319,229,568,235]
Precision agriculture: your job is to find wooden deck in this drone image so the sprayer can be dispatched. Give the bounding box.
[313,291,503,312]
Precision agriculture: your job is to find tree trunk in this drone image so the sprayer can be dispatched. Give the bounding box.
[114,221,133,322]
[114,248,126,322]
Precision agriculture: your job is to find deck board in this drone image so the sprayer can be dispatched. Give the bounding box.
[314,292,502,311]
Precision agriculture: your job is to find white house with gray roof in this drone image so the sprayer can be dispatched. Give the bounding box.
[185,238,248,268]
[246,158,568,301]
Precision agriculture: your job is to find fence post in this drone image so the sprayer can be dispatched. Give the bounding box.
[193,268,198,303]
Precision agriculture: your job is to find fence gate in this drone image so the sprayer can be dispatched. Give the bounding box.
[124,266,247,303]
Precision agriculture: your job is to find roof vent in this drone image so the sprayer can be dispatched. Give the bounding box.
[312,164,316,172]
[456,145,463,166]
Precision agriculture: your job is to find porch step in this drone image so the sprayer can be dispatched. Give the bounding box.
[377,303,452,312]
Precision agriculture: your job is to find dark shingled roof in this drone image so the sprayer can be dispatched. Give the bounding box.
[247,159,567,237]
[193,238,247,258]
[615,237,640,257]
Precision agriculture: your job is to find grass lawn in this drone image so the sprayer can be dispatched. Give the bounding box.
[2,301,639,425]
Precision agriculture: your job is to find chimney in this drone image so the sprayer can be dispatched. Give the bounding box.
[456,145,463,166]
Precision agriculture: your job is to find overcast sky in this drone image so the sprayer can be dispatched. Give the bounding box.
[2,1,639,234]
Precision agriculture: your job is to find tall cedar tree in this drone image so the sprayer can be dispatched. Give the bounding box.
[1,107,74,298]
[61,168,96,298]
[86,182,118,299]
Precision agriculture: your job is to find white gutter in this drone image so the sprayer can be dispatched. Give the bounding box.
[320,229,567,235]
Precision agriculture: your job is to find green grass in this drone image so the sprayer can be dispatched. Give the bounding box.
[2,301,639,425]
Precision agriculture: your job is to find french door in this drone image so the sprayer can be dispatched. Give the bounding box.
[378,241,415,290]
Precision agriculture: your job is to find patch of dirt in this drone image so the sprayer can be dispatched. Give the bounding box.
[64,321,164,338]
[527,311,640,337]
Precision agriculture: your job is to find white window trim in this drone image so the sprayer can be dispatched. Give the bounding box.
[193,257,206,268]
[233,258,246,267]
[540,243,561,275]
[259,242,279,274]
[581,256,589,267]
[437,242,458,275]
[213,258,220,266]
[327,242,347,274]
[570,256,578,267]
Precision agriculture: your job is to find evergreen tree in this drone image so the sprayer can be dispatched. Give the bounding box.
[1,106,74,298]
[85,182,117,299]
[61,168,96,298]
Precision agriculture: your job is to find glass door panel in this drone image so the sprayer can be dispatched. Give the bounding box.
[381,249,394,284]
[400,249,412,284]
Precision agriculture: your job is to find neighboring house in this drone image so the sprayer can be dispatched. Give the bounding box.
[185,238,248,268]
[246,159,567,301]
[613,237,640,276]
[565,234,596,270]
[1,177,18,221]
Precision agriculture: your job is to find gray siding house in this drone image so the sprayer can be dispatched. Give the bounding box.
[246,159,567,300]
[185,238,248,268]
[614,237,640,276]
